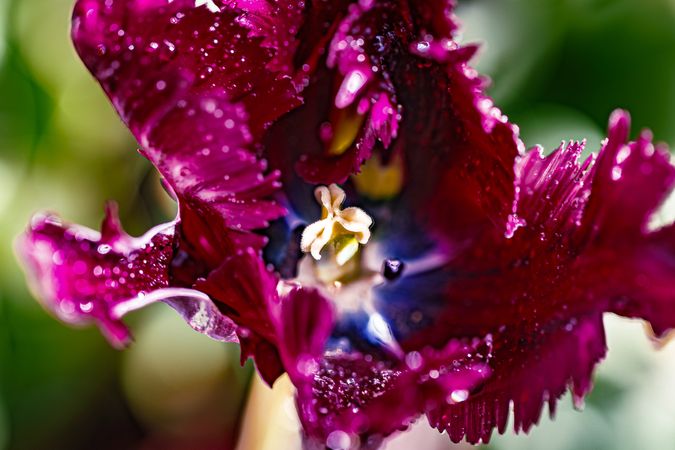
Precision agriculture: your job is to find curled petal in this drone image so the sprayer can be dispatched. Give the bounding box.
[294,93,402,185]
[112,288,238,343]
[17,204,236,346]
[271,287,335,382]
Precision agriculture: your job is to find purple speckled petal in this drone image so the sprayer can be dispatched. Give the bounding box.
[296,333,493,444]
[224,0,306,73]
[263,285,493,445]
[17,0,675,447]
[17,203,237,347]
[71,0,300,255]
[420,111,675,444]
[428,315,606,444]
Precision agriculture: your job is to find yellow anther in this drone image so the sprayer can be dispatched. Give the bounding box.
[300,184,373,265]
[352,153,404,200]
[327,107,366,156]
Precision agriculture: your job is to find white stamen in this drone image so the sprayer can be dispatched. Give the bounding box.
[300,184,372,265]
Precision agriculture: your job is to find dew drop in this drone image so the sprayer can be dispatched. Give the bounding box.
[416,41,430,53]
[449,389,469,404]
[382,259,405,280]
[97,244,112,255]
[405,351,423,370]
[52,251,64,265]
[326,430,351,450]
[611,166,622,180]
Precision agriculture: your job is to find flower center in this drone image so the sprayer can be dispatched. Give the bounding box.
[292,185,389,323]
[300,184,373,270]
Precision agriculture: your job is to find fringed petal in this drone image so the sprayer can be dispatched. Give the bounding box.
[17,204,237,347]
[71,0,300,260]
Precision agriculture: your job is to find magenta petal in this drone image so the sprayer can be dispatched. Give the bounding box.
[272,287,335,378]
[580,110,675,245]
[428,315,606,444]
[628,224,675,337]
[571,111,675,338]
[196,248,285,384]
[507,139,595,240]
[298,337,492,444]
[426,111,675,444]
[17,203,237,346]
[226,0,306,73]
[71,0,299,245]
[266,286,493,443]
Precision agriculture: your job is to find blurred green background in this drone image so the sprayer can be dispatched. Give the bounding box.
[0,0,674,449]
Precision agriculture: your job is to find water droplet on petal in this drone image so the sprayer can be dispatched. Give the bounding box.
[326,430,352,450]
[97,244,112,255]
[405,351,423,370]
[611,166,622,180]
[448,389,469,404]
[416,40,430,53]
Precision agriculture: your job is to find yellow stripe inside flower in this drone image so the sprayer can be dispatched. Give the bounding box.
[300,184,373,266]
[352,152,405,200]
[327,107,366,156]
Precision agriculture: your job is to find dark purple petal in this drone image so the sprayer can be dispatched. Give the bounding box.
[196,248,285,384]
[72,0,300,262]
[227,0,306,73]
[628,224,675,337]
[295,92,401,184]
[575,111,675,338]
[17,203,237,347]
[271,287,335,378]
[428,315,606,444]
[297,337,492,444]
[407,0,461,40]
[579,110,675,246]
[406,65,523,243]
[507,139,595,240]
[421,112,675,444]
